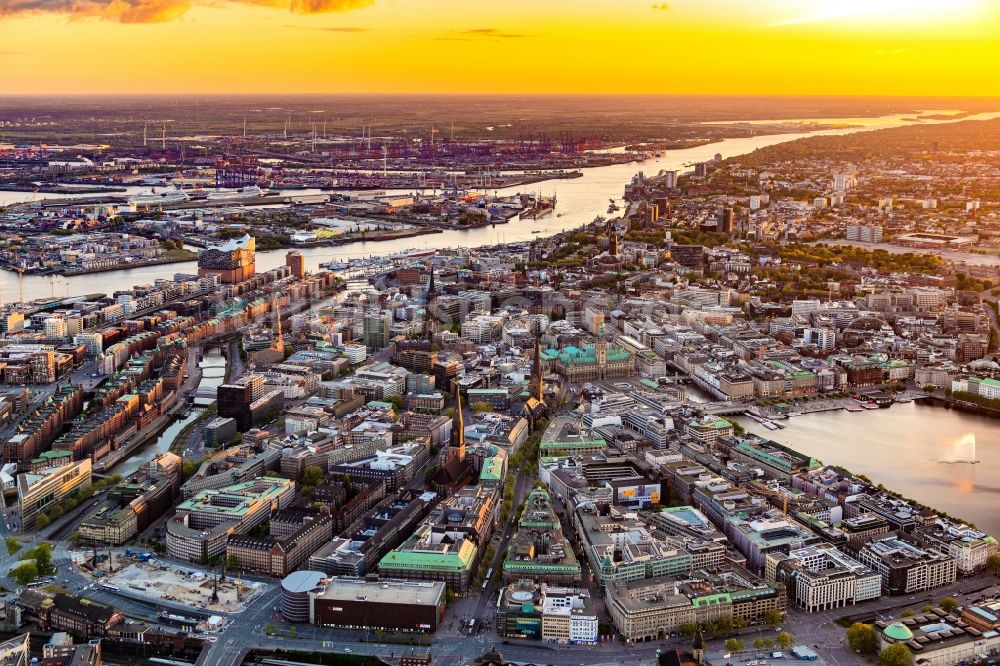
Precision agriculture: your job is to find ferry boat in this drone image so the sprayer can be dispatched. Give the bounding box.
[867,391,895,408]
[852,390,894,409]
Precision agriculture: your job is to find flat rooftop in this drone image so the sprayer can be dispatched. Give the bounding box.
[315,577,445,607]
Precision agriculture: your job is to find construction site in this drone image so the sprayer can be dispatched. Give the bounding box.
[77,552,263,614]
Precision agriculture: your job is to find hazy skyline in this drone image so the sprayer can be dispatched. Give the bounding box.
[1,0,998,96]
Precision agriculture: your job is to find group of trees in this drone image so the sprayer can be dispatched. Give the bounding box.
[499,423,545,526]
[987,553,1000,576]
[301,464,325,487]
[181,457,204,480]
[955,272,994,292]
[676,612,786,646]
[471,542,497,590]
[878,643,912,666]
[750,630,794,651]
[11,543,55,585]
[951,390,1000,411]
[778,242,943,274]
[263,623,297,638]
[159,239,186,251]
[724,638,745,653]
[387,394,405,412]
[849,622,912,664]
[847,623,879,654]
[35,475,123,529]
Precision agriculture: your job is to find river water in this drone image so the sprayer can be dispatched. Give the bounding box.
[2,109,999,303]
[735,403,1000,535]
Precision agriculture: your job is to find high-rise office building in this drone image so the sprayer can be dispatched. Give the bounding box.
[363,313,391,351]
[717,207,734,234]
[286,251,305,280]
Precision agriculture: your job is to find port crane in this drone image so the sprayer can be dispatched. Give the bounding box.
[49,277,69,298]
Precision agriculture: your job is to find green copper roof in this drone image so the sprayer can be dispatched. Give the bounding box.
[503,560,581,573]
[479,456,505,482]
[553,344,631,366]
[379,539,476,573]
[692,592,732,607]
[539,439,606,450]
[884,623,913,641]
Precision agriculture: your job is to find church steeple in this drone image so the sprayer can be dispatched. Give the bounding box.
[427,264,437,299]
[451,384,465,463]
[425,266,437,342]
[692,628,705,665]
[424,309,436,342]
[530,333,544,404]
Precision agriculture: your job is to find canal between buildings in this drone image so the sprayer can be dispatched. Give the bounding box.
[111,348,227,476]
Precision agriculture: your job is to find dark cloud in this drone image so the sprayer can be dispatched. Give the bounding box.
[0,0,189,22]
[0,0,374,22]
[288,0,372,14]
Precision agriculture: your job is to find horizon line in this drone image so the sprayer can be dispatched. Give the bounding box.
[1,92,1000,100]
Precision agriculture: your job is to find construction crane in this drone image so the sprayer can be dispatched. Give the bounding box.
[15,266,24,304]
[753,484,789,515]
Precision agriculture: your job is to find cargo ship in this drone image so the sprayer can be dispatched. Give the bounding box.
[519,194,557,220]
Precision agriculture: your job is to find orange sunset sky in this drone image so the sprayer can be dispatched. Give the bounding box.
[1,0,998,95]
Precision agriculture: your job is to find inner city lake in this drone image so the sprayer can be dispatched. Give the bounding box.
[736,402,1000,535]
